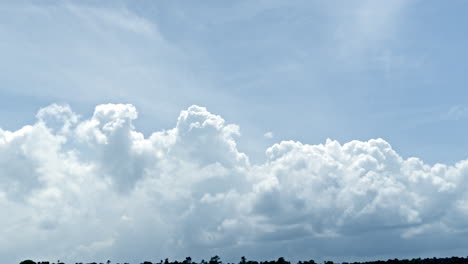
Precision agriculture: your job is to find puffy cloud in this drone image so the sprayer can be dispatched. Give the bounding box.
[1,104,468,263]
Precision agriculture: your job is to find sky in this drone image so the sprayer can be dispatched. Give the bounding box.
[2,0,468,263]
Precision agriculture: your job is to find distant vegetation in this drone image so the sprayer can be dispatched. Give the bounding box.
[19,256,468,264]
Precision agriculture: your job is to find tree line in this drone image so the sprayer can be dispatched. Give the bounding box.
[19,255,468,264]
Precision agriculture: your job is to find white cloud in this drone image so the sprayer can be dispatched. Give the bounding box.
[264,131,274,139]
[2,104,468,263]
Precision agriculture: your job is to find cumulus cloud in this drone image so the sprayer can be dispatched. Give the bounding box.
[2,104,468,263]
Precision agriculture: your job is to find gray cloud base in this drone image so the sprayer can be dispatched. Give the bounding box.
[1,104,468,263]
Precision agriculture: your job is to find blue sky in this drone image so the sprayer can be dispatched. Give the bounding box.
[2,0,468,165]
[2,1,468,263]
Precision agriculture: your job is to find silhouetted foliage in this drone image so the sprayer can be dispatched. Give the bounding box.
[210,256,221,264]
[20,260,36,264]
[19,255,468,264]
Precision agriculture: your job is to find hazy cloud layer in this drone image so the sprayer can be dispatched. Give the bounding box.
[2,104,468,263]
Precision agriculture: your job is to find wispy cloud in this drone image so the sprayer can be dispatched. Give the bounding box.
[443,105,468,121]
[263,131,274,139]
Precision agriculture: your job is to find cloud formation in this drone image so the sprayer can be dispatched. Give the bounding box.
[2,104,468,263]
[264,132,274,139]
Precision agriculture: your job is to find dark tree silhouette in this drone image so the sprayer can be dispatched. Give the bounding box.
[183,257,192,264]
[210,256,221,264]
[240,257,247,264]
[277,257,290,264]
[20,260,36,264]
[18,255,468,264]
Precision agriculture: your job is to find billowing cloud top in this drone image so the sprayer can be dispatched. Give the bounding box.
[2,104,468,263]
